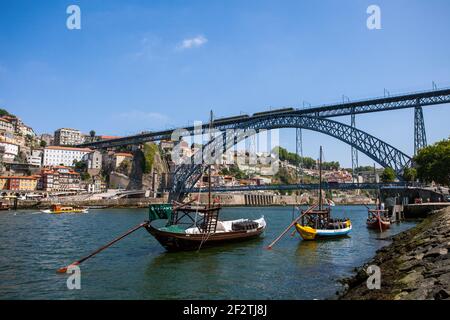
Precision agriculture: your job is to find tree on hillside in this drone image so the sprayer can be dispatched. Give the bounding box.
[380,167,396,182]
[272,146,318,169]
[414,139,450,186]
[0,109,13,117]
[89,130,96,138]
[402,167,417,182]
[40,140,47,148]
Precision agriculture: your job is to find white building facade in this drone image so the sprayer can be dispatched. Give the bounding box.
[54,128,85,146]
[43,146,92,167]
[0,141,19,162]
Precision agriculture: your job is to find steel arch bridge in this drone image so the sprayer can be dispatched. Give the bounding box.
[169,115,412,201]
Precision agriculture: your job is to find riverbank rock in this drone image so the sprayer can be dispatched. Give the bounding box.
[339,206,450,300]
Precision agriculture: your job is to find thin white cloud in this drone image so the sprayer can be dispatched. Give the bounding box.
[177,35,208,50]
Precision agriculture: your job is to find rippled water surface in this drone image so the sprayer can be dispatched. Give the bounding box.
[0,206,416,299]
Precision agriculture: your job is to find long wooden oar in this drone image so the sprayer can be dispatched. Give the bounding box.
[57,221,149,273]
[266,204,318,250]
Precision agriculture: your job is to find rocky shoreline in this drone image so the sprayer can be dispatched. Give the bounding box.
[339,207,450,300]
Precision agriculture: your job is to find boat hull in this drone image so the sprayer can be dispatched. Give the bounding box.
[366,218,391,231]
[145,224,265,251]
[41,209,88,214]
[295,221,352,241]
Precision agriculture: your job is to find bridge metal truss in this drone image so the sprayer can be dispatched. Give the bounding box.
[169,115,412,202]
[79,88,450,149]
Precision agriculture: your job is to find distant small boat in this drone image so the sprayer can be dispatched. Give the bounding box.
[327,199,336,207]
[366,209,390,231]
[0,201,10,211]
[41,204,88,214]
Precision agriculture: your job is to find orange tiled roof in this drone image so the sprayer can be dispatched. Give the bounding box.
[46,146,92,152]
[0,176,38,180]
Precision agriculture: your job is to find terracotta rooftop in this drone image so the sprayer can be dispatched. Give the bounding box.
[46,146,92,152]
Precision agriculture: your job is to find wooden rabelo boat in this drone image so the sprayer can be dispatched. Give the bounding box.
[366,206,390,231]
[366,167,391,232]
[145,111,266,252]
[145,202,266,252]
[294,146,352,240]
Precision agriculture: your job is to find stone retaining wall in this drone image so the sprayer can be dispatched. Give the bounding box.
[339,207,450,300]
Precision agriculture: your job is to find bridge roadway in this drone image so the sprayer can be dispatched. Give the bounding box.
[79,87,450,149]
[188,182,418,193]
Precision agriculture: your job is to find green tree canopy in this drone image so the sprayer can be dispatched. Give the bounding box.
[402,167,417,182]
[414,139,450,186]
[143,143,158,174]
[381,167,396,182]
[220,165,249,180]
[0,108,13,117]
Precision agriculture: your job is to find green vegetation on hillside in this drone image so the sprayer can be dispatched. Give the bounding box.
[414,138,450,186]
[402,167,417,182]
[220,165,250,179]
[0,108,14,117]
[381,167,396,182]
[143,143,158,174]
[273,146,340,170]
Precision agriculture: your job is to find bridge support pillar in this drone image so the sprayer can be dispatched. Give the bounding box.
[351,111,359,181]
[414,104,427,155]
[296,128,303,182]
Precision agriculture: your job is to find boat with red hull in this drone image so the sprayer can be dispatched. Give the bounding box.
[366,209,391,231]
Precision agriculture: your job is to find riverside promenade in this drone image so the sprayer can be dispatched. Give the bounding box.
[339,206,450,300]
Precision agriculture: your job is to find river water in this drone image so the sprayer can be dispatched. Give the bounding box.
[0,206,416,300]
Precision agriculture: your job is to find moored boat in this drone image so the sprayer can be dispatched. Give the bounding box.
[145,110,266,251]
[145,202,266,252]
[366,209,390,231]
[0,201,10,211]
[294,146,352,241]
[41,204,88,214]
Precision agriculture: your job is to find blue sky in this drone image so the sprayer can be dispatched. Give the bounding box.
[1,0,449,167]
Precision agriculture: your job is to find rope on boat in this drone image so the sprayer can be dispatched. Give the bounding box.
[197,229,213,252]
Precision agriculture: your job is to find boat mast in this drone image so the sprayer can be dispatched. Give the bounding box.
[319,146,323,210]
[374,163,380,210]
[208,110,213,209]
